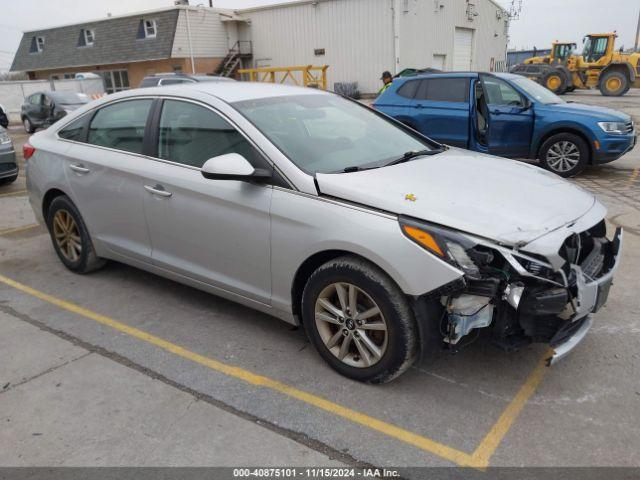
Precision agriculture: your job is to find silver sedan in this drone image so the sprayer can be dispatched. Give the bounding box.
[25,83,622,382]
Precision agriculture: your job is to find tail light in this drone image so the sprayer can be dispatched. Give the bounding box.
[23,143,35,161]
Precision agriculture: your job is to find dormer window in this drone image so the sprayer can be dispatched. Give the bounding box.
[78,29,94,47]
[144,19,157,38]
[84,29,94,46]
[30,36,45,53]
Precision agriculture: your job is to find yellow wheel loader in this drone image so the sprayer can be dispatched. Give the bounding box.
[510,33,640,96]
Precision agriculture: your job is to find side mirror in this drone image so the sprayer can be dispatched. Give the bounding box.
[201,153,271,181]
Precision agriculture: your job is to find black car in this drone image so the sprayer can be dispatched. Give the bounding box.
[0,103,8,129]
[139,73,235,88]
[21,91,90,133]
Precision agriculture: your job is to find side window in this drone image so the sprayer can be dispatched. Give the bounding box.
[29,94,42,105]
[396,80,419,99]
[482,76,524,106]
[415,78,469,102]
[59,115,90,142]
[87,99,152,154]
[157,100,266,169]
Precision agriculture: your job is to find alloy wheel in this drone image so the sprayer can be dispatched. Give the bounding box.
[546,140,580,173]
[52,210,82,262]
[314,282,388,368]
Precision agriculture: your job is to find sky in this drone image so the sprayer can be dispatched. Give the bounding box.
[0,0,638,71]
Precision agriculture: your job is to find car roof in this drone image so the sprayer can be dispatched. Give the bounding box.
[112,81,328,103]
[402,72,480,80]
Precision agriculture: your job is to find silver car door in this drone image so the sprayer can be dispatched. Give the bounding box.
[63,99,155,261]
[142,99,273,304]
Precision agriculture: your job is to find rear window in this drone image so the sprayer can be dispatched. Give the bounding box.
[396,80,419,99]
[415,78,469,103]
[87,99,153,154]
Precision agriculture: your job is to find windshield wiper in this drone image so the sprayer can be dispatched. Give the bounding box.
[384,148,445,167]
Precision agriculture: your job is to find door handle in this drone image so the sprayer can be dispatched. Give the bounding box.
[144,184,172,197]
[69,164,90,174]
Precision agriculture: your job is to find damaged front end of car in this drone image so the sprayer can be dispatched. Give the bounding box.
[401,216,623,365]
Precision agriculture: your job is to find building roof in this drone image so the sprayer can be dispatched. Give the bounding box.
[10,9,180,72]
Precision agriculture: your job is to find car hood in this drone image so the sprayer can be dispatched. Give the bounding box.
[538,102,630,122]
[316,148,596,246]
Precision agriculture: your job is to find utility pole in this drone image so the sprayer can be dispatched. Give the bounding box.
[635,7,640,51]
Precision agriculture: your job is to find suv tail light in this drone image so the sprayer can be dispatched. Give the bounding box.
[23,143,35,161]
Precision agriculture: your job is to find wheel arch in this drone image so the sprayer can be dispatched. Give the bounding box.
[42,187,70,221]
[291,249,402,322]
[534,126,594,164]
[601,62,636,83]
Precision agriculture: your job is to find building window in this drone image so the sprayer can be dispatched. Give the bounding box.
[30,36,45,53]
[78,29,95,47]
[144,19,157,38]
[98,69,130,94]
[84,29,94,46]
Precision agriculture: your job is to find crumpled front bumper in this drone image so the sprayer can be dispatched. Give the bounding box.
[546,227,623,365]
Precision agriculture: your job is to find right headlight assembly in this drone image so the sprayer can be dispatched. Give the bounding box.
[399,217,481,276]
[597,121,627,135]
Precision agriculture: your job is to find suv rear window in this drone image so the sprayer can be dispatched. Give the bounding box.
[396,80,419,99]
[415,78,469,103]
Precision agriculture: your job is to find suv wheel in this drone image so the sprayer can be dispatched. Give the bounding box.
[46,195,106,273]
[539,133,588,178]
[23,117,34,134]
[302,256,418,383]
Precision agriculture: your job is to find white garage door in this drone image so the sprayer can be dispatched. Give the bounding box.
[453,28,474,71]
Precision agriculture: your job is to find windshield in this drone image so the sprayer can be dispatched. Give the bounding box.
[232,94,434,174]
[510,77,564,104]
[51,92,90,105]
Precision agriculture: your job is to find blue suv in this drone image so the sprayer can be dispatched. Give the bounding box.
[373,72,636,177]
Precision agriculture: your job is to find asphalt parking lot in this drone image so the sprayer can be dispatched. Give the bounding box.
[1,89,639,470]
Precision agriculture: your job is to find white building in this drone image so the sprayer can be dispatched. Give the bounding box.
[232,0,510,94]
[12,0,509,96]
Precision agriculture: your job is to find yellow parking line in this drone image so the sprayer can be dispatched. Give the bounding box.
[627,167,639,189]
[0,189,27,198]
[0,272,550,467]
[0,273,476,467]
[0,223,40,236]
[471,352,549,466]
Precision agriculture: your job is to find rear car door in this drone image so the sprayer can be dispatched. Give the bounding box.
[411,77,470,148]
[481,75,534,158]
[60,98,156,262]
[142,99,273,304]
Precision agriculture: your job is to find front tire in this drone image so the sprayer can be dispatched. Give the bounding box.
[46,195,106,274]
[301,256,418,383]
[539,133,589,178]
[541,70,567,95]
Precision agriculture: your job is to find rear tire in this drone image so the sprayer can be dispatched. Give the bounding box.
[46,195,106,274]
[599,71,629,97]
[539,133,589,178]
[301,256,418,383]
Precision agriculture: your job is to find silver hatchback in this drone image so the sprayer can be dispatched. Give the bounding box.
[25,83,622,382]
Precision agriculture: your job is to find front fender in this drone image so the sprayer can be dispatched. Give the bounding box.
[602,62,636,83]
[531,121,597,159]
[269,188,463,314]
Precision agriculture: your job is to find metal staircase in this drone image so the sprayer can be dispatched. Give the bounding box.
[214,41,252,78]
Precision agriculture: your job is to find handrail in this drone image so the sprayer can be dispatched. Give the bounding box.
[237,65,329,90]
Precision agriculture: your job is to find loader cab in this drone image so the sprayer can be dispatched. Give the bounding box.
[551,42,576,63]
[582,34,615,64]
